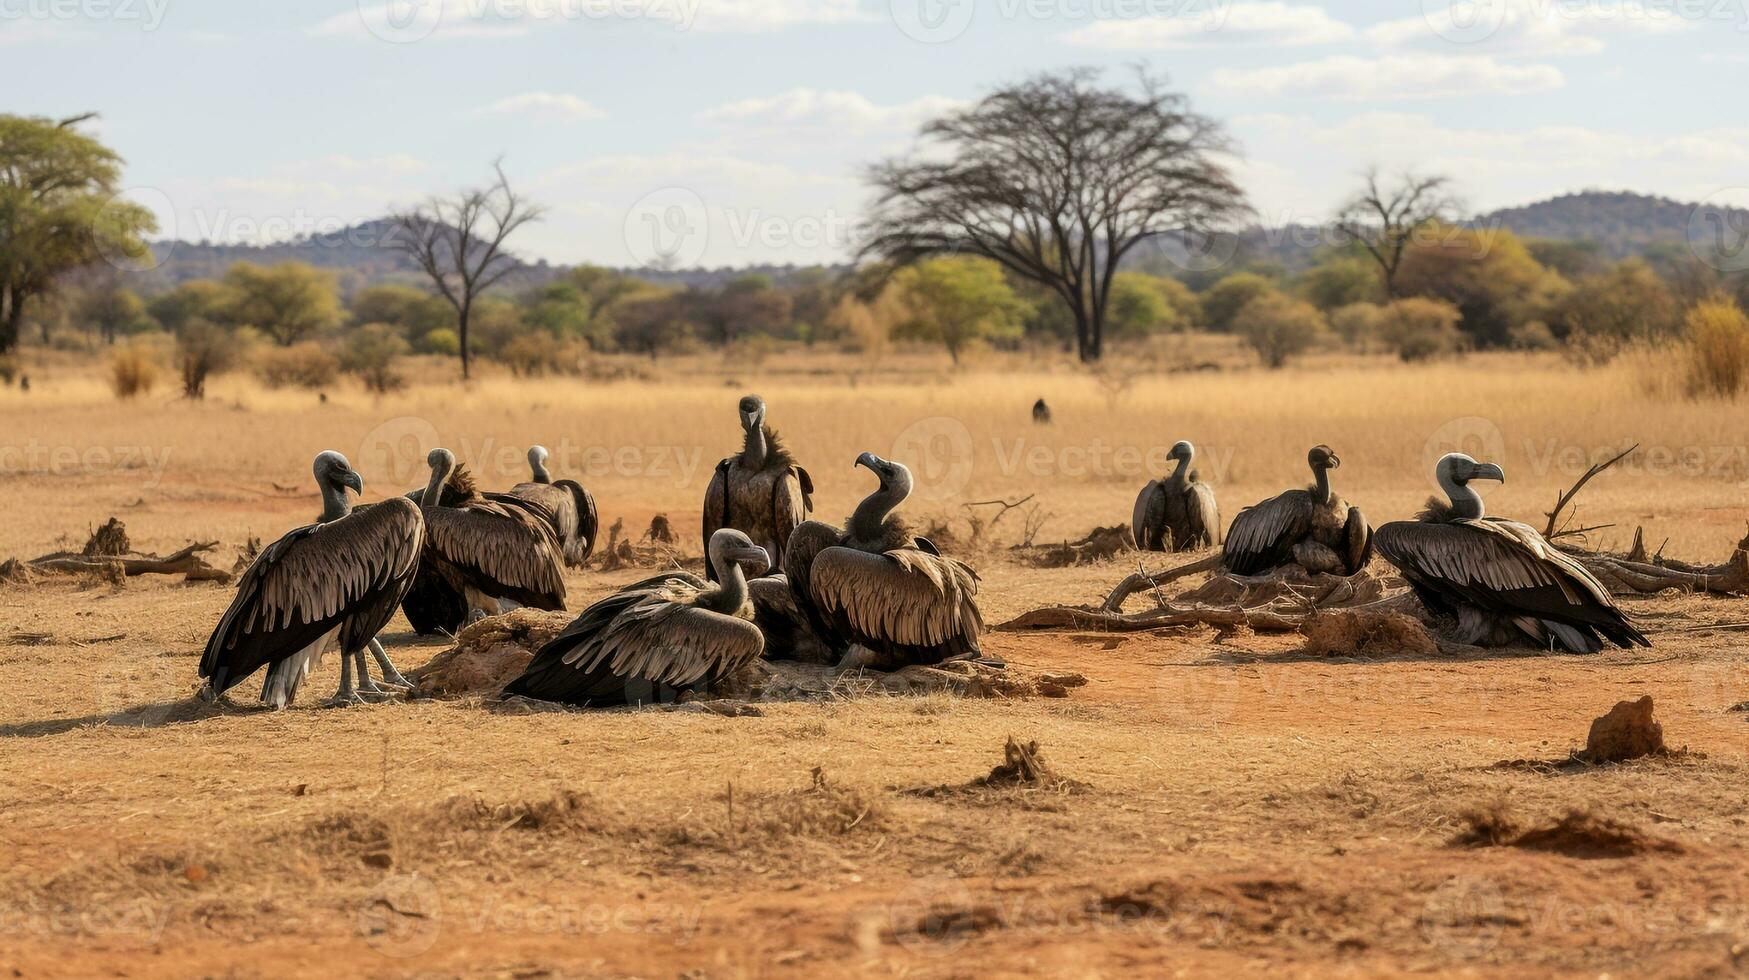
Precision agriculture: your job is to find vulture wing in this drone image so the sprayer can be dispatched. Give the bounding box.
[1132,480,1166,551]
[1187,481,1222,548]
[201,497,423,696]
[557,479,599,563]
[1342,505,1374,575]
[750,573,835,664]
[701,458,731,582]
[423,499,566,609]
[770,467,811,570]
[1374,518,1646,651]
[1223,490,1313,575]
[806,546,983,666]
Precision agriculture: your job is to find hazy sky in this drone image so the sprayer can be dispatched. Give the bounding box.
[6,0,1747,266]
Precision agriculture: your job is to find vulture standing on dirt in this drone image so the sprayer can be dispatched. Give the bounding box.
[1132,440,1221,552]
[1223,445,1372,576]
[411,448,567,626]
[1032,398,1052,424]
[781,452,985,670]
[501,529,771,706]
[1375,453,1648,653]
[199,451,423,708]
[507,445,599,567]
[702,394,813,581]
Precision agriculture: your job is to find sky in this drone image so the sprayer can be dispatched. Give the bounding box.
[4,0,1748,267]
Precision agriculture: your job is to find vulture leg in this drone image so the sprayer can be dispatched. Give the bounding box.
[369,637,413,689]
[325,653,367,708]
[352,648,392,702]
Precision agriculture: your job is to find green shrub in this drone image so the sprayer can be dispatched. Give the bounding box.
[255,341,339,390]
[340,324,411,393]
[1233,292,1326,368]
[1378,297,1464,362]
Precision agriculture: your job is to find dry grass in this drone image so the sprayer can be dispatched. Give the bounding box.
[3,346,1749,976]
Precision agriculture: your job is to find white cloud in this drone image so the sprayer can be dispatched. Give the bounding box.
[1066,2,1352,49]
[1367,0,1698,57]
[1231,111,1749,218]
[312,0,865,40]
[1208,54,1563,100]
[686,0,869,30]
[697,89,961,135]
[475,92,607,120]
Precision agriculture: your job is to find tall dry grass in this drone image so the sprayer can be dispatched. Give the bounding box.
[1685,297,1749,399]
[106,340,159,399]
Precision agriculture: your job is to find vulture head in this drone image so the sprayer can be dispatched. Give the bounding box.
[1437,452,1505,487]
[707,528,772,579]
[1307,445,1340,472]
[1169,440,1195,463]
[737,394,767,433]
[527,445,552,484]
[856,451,914,500]
[422,448,457,507]
[314,450,364,496]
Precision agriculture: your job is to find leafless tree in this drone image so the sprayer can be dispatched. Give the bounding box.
[862,69,1246,362]
[1334,168,1461,299]
[390,161,542,379]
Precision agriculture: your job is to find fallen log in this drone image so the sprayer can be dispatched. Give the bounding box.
[25,540,231,583]
[1562,530,1749,596]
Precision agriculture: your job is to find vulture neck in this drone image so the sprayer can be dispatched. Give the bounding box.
[1312,465,1333,506]
[704,559,750,614]
[1170,454,1192,483]
[319,480,352,522]
[849,482,903,541]
[739,424,768,470]
[422,464,452,508]
[1439,473,1485,521]
[530,459,551,484]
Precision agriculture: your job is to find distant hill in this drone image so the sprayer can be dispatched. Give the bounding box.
[1474,190,1744,260]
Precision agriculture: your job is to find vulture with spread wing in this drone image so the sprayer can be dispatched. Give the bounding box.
[1375,453,1648,653]
[506,445,598,568]
[702,394,813,581]
[412,448,567,625]
[1133,440,1221,552]
[781,452,984,670]
[502,529,771,706]
[1223,445,1372,576]
[200,451,422,708]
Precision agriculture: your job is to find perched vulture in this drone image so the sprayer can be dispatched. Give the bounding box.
[412,448,567,625]
[200,451,422,708]
[702,394,813,581]
[748,573,836,665]
[502,529,771,706]
[1132,440,1222,552]
[1032,398,1052,425]
[1224,445,1372,576]
[1376,453,1648,653]
[782,452,985,670]
[507,445,599,567]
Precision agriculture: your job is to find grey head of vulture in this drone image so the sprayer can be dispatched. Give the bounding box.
[527,445,553,485]
[1375,453,1645,653]
[200,450,422,709]
[500,528,768,707]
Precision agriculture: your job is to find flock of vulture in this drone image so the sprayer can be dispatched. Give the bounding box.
[198,394,1647,710]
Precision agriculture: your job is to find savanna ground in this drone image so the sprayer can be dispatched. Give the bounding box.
[2,342,1748,978]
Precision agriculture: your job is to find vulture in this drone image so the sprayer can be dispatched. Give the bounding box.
[501,529,771,706]
[702,394,813,581]
[199,451,422,708]
[506,445,599,567]
[1032,398,1052,424]
[1376,453,1648,653]
[1132,440,1222,552]
[1223,445,1372,576]
[413,448,567,625]
[748,573,836,665]
[782,452,985,670]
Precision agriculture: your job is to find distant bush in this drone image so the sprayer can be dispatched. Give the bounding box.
[1202,272,1277,333]
[1378,297,1464,362]
[1234,293,1326,369]
[497,331,568,377]
[0,356,16,386]
[1686,297,1749,399]
[109,341,160,399]
[1328,303,1385,352]
[340,324,411,393]
[176,318,243,399]
[418,328,460,356]
[1508,320,1559,351]
[255,341,339,390]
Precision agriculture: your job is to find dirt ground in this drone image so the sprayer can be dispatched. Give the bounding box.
[3,355,1749,977]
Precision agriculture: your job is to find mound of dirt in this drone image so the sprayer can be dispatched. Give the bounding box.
[1579,695,1667,763]
[1299,609,1438,658]
[406,609,574,698]
[1455,805,1682,858]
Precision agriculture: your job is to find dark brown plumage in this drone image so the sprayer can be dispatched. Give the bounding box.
[1133,440,1221,552]
[412,449,566,627]
[508,445,599,567]
[1223,445,1371,576]
[703,395,813,582]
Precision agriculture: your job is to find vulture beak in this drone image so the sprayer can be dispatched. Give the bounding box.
[855,451,880,472]
[1470,461,1506,483]
[343,470,364,496]
[1327,453,1341,469]
[736,545,772,576]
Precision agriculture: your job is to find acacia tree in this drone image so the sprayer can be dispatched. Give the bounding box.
[0,113,156,354]
[862,69,1245,362]
[1333,168,1460,300]
[390,162,541,379]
